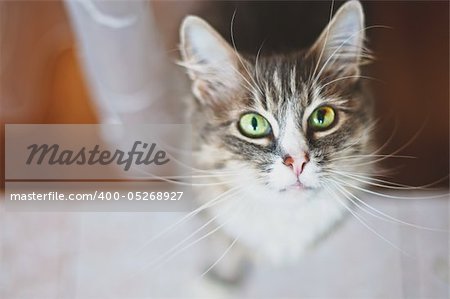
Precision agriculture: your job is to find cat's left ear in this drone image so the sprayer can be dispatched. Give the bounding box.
[308,0,367,80]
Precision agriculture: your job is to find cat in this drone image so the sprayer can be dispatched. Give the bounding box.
[179,0,374,284]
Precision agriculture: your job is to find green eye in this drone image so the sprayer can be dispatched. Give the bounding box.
[309,106,336,130]
[238,113,272,138]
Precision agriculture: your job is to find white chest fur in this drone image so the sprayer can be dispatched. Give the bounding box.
[197,184,347,265]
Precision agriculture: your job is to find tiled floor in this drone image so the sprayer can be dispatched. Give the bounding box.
[1,191,448,298]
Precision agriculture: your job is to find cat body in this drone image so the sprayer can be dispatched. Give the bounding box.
[180,0,374,266]
[197,181,346,264]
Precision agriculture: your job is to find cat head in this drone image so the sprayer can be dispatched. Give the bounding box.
[179,0,374,196]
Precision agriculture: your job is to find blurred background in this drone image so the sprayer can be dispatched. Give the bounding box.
[0,1,448,298]
[0,0,448,188]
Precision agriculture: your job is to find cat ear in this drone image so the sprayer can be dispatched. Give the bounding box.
[309,0,366,80]
[179,16,243,105]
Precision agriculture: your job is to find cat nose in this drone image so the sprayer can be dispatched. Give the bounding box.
[282,153,309,176]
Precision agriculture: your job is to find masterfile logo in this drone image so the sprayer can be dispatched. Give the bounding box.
[5,124,193,212]
[6,124,191,179]
[26,141,170,171]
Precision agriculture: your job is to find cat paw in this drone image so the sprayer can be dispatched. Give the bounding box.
[187,275,241,299]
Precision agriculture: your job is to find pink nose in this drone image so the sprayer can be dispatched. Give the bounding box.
[283,153,309,176]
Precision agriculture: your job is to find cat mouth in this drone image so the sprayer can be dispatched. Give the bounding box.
[290,181,305,190]
[279,181,312,192]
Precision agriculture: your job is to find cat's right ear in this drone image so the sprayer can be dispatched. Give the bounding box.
[307,0,367,82]
[179,16,244,105]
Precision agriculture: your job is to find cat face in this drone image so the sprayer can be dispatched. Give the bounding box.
[180,1,373,196]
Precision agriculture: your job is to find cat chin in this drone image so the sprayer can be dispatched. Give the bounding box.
[278,183,307,193]
[268,177,323,195]
[275,186,319,202]
[226,179,321,203]
[224,169,322,200]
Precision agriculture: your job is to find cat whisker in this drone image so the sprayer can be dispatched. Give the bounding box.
[333,176,449,200]
[136,200,246,276]
[335,164,409,181]
[231,63,266,98]
[318,75,383,93]
[332,182,447,232]
[353,114,430,168]
[131,174,237,180]
[327,117,380,157]
[132,185,245,256]
[199,234,241,278]
[323,182,412,257]
[354,171,449,190]
[310,0,336,82]
[327,169,415,187]
[322,164,385,177]
[131,162,240,186]
[144,179,262,276]
[230,10,265,98]
[197,193,259,279]
[139,127,249,176]
[370,117,399,155]
[147,147,244,175]
[139,207,226,271]
[142,178,234,187]
[327,154,416,163]
[329,169,447,191]
[254,38,267,85]
[178,59,258,98]
[313,25,390,84]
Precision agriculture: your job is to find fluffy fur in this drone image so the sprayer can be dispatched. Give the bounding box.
[180,0,374,265]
